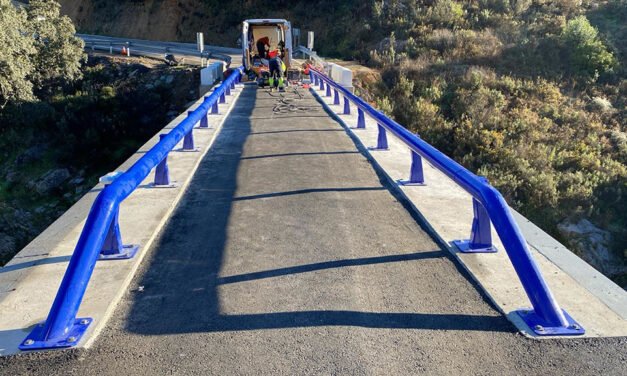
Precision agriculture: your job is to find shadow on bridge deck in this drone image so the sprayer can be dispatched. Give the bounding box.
[119,84,513,339]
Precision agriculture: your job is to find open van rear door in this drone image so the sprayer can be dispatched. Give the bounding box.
[242,20,251,69]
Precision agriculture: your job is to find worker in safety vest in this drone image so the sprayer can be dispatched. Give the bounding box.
[267,49,286,91]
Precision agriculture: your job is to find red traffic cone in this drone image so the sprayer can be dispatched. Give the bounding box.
[121,46,127,56]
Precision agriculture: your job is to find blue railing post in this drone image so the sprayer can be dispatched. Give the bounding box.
[326,83,332,97]
[230,81,235,90]
[93,172,140,260]
[183,130,195,151]
[226,86,231,96]
[319,79,325,91]
[343,97,351,115]
[182,112,197,151]
[402,150,425,185]
[154,134,172,186]
[357,108,366,129]
[99,205,140,260]
[210,100,219,114]
[453,196,497,253]
[199,112,209,128]
[219,91,226,104]
[375,124,388,150]
[334,89,340,105]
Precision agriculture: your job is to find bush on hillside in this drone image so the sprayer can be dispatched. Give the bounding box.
[560,15,617,79]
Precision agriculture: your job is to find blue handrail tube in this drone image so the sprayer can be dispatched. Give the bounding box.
[309,68,577,331]
[26,67,243,346]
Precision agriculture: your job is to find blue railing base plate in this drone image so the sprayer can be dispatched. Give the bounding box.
[99,244,140,260]
[516,309,585,336]
[397,179,427,187]
[452,240,498,253]
[177,148,200,153]
[19,318,92,351]
[150,182,179,189]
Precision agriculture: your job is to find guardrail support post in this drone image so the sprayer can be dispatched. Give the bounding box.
[226,86,231,96]
[182,112,200,151]
[357,108,366,129]
[99,206,140,260]
[343,97,351,115]
[400,150,426,185]
[154,134,173,186]
[374,124,389,150]
[189,109,207,131]
[319,79,325,91]
[230,81,236,90]
[333,89,340,105]
[219,92,226,104]
[326,84,332,97]
[199,112,209,128]
[210,99,219,114]
[183,130,196,151]
[452,196,497,253]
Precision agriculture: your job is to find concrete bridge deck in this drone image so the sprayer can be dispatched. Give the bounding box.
[1,86,626,375]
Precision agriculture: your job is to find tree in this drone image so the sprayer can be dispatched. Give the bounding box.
[560,16,616,79]
[27,0,85,93]
[0,0,36,108]
[0,0,83,108]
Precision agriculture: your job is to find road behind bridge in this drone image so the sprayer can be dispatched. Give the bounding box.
[1,85,625,375]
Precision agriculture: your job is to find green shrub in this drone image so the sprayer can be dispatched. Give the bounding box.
[429,0,465,29]
[560,16,617,79]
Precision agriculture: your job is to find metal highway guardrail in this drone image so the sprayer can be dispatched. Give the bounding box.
[79,34,235,65]
[19,67,244,351]
[309,67,585,337]
[77,34,240,55]
[295,45,325,66]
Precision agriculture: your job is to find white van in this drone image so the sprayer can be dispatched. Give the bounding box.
[241,19,293,73]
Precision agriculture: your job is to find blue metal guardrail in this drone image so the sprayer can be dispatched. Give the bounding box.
[19,67,244,351]
[309,67,584,336]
